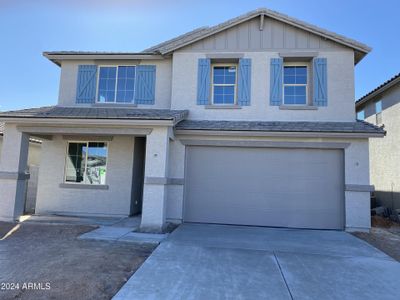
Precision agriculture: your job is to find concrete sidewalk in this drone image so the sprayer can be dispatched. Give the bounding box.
[79,226,167,245]
[113,224,400,300]
[21,215,167,245]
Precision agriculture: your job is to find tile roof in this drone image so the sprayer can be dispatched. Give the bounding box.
[0,106,188,124]
[43,51,156,55]
[143,27,210,53]
[356,72,400,108]
[144,8,371,60]
[175,120,385,135]
[43,8,371,65]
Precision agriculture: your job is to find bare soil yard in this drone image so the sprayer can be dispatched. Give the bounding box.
[0,221,155,300]
[353,216,400,262]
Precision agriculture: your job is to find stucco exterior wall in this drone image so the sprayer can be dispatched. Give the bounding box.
[165,135,371,230]
[35,135,135,217]
[166,138,185,221]
[58,59,172,109]
[170,50,355,121]
[361,84,400,210]
[0,138,41,167]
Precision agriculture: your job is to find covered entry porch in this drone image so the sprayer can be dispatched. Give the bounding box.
[0,106,188,233]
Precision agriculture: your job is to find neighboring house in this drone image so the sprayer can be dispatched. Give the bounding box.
[0,122,42,214]
[0,8,384,232]
[356,73,400,211]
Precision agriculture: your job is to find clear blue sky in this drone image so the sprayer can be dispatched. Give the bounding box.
[0,0,399,111]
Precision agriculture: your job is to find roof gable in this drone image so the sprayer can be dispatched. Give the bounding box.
[179,16,347,53]
[144,8,371,63]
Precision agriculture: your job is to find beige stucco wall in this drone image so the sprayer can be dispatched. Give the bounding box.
[35,135,135,217]
[361,84,400,210]
[170,49,355,121]
[58,59,172,109]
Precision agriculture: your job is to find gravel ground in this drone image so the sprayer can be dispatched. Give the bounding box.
[353,216,400,262]
[0,221,155,300]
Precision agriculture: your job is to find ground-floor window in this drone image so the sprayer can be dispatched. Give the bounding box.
[65,142,108,185]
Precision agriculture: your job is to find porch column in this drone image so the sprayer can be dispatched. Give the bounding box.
[140,127,170,233]
[0,123,30,221]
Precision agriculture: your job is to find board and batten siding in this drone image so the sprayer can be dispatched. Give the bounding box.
[178,17,347,52]
[57,59,172,108]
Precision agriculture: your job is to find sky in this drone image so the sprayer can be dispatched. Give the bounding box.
[0,0,399,111]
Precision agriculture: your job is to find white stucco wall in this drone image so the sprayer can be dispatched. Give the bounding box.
[344,139,371,230]
[35,135,135,217]
[166,138,185,221]
[171,50,355,121]
[0,138,41,167]
[58,59,172,109]
[55,50,356,123]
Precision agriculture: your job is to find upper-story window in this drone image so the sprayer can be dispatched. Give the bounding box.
[357,110,365,120]
[375,100,382,124]
[97,66,136,103]
[283,63,308,105]
[375,100,382,114]
[212,64,237,105]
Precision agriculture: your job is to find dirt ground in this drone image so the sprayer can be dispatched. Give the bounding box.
[353,216,400,262]
[0,221,155,300]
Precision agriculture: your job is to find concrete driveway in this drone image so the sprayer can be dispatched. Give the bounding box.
[113,224,400,300]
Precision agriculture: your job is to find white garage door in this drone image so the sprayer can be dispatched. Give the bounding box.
[184,146,345,230]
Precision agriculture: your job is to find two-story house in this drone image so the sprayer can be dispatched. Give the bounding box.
[356,73,400,214]
[0,8,384,232]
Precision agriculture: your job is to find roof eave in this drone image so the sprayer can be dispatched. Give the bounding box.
[43,52,168,67]
[0,116,179,127]
[174,129,384,138]
[356,75,400,108]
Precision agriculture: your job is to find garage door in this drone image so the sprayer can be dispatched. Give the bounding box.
[184,146,344,230]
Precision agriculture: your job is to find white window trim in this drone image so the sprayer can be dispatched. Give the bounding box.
[96,65,137,104]
[211,63,238,105]
[64,141,109,185]
[282,62,310,106]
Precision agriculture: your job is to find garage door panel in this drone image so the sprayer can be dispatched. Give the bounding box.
[184,146,344,230]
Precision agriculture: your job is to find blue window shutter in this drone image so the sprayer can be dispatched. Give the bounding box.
[197,58,211,105]
[313,58,328,106]
[270,58,283,106]
[135,65,156,105]
[76,65,97,103]
[237,58,251,106]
